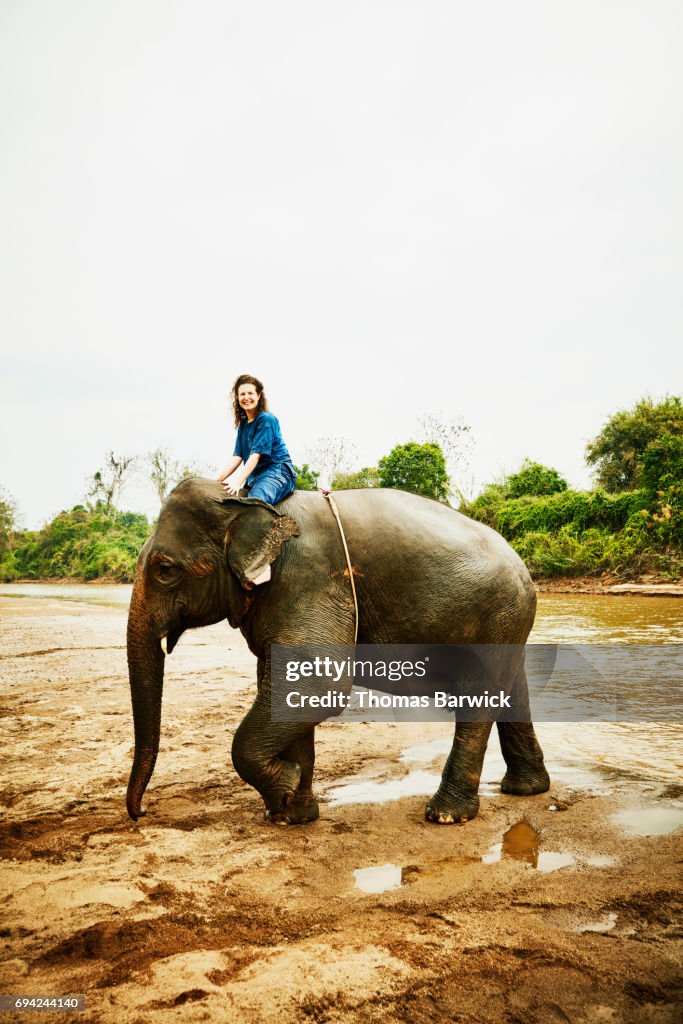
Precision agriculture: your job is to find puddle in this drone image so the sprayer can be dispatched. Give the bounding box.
[326,770,440,806]
[400,723,680,794]
[613,806,683,836]
[583,855,617,868]
[502,820,540,866]
[330,719,661,816]
[482,821,576,872]
[353,864,403,894]
[400,736,612,796]
[579,912,618,934]
[535,851,576,872]
[400,738,452,764]
[333,736,613,811]
[481,843,503,865]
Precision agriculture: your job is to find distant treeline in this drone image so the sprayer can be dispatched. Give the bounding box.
[0,505,151,582]
[1,396,681,583]
[460,398,683,579]
[462,481,681,580]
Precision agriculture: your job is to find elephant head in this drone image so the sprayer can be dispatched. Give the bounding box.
[125,477,299,821]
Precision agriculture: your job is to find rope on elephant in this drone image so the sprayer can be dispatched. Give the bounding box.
[324,493,359,643]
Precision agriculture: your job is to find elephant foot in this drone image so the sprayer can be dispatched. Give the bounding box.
[500,766,550,796]
[425,789,480,825]
[262,760,303,825]
[265,790,319,826]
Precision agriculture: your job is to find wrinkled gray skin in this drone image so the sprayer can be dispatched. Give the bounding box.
[126,479,550,826]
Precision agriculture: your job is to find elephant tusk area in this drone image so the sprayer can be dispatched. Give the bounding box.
[160,636,168,655]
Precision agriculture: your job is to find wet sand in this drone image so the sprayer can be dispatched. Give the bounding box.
[1,595,682,1023]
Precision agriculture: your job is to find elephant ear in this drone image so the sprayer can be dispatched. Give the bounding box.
[221,496,300,588]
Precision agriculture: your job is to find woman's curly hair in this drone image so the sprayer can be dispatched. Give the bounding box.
[232,374,268,427]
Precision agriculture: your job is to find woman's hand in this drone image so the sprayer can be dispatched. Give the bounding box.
[220,454,258,494]
[223,476,244,495]
[223,452,260,495]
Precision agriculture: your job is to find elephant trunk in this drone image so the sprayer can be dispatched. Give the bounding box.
[126,591,165,821]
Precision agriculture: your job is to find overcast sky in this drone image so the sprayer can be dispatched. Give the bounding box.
[2,1,681,527]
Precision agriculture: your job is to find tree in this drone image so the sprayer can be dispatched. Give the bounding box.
[378,442,450,501]
[293,463,320,490]
[87,451,137,513]
[2,504,151,582]
[146,448,207,504]
[416,413,472,497]
[332,467,380,489]
[0,487,19,554]
[147,448,176,503]
[303,437,357,489]
[641,434,683,544]
[507,460,568,498]
[586,396,683,492]
[642,434,683,495]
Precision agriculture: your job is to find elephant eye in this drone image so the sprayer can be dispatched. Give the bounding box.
[155,561,181,584]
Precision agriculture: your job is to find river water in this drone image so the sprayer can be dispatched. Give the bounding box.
[1,583,681,784]
[3,583,681,639]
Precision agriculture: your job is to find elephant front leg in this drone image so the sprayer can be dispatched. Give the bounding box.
[250,655,319,823]
[231,695,318,825]
[271,729,319,825]
[426,720,493,824]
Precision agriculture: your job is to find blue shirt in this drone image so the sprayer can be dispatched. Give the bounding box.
[233,410,294,485]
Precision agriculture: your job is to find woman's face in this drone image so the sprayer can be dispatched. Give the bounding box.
[237,383,260,417]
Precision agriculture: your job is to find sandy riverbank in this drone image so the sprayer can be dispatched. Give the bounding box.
[0,596,681,1023]
[6,575,682,596]
[536,578,683,597]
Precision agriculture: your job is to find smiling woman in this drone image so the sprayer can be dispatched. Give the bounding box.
[216,374,297,508]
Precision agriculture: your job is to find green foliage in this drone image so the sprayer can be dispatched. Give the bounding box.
[378,442,450,502]
[642,433,683,496]
[585,395,683,492]
[293,463,320,490]
[460,460,568,524]
[459,483,509,527]
[463,481,682,580]
[331,467,380,489]
[0,504,152,582]
[511,526,611,578]
[509,520,683,581]
[491,490,644,540]
[416,413,472,496]
[507,460,568,498]
[0,487,19,556]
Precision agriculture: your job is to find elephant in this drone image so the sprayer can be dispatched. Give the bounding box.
[126,478,550,826]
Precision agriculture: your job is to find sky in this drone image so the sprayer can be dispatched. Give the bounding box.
[1,0,681,527]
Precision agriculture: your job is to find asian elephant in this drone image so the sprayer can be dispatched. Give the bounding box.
[126,479,550,826]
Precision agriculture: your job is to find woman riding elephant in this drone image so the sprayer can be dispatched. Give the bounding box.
[125,475,550,828]
[217,374,297,506]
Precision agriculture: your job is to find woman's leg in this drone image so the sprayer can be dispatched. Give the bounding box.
[248,465,296,504]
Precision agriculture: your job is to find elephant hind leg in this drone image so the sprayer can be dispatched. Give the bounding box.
[498,721,550,795]
[497,667,550,796]
[426,720,493,825]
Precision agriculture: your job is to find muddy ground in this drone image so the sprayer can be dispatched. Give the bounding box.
[0,596,681,1023]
